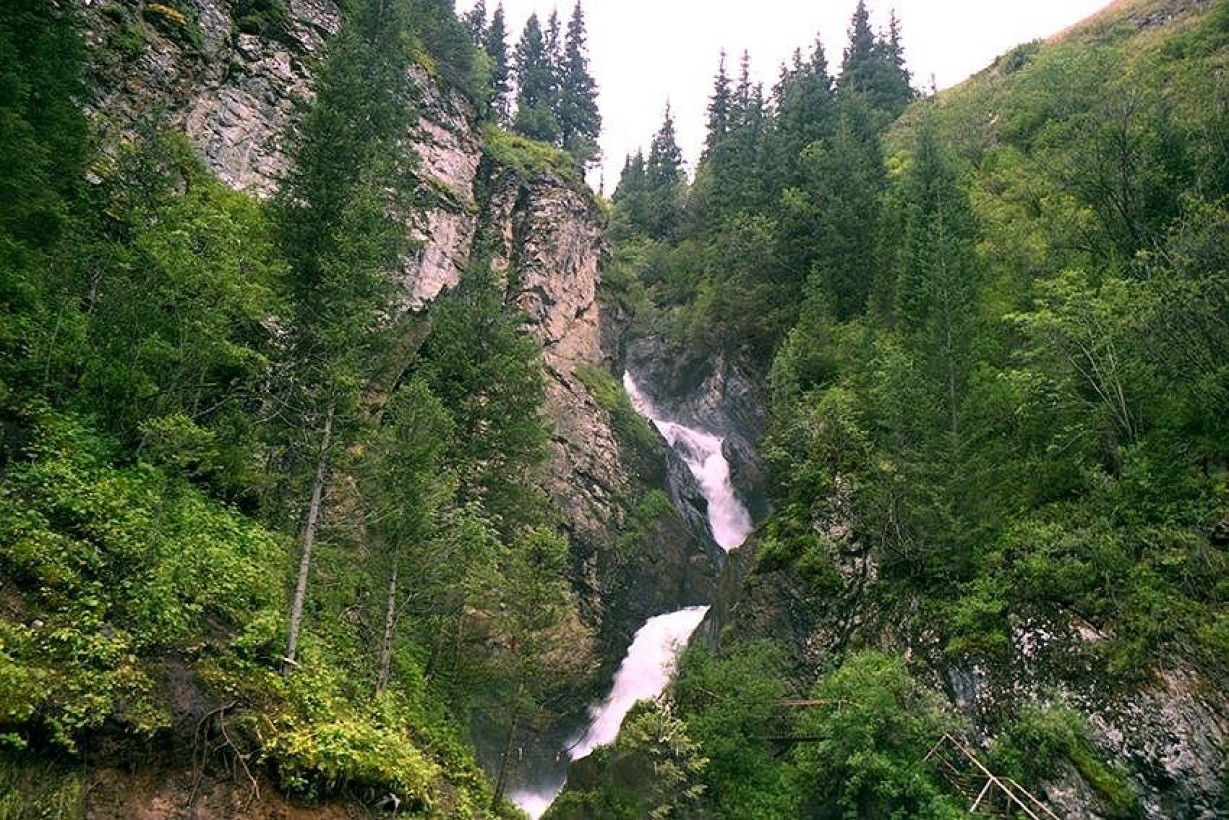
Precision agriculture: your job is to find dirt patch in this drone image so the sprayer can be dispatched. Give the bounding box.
[83,765,372,819]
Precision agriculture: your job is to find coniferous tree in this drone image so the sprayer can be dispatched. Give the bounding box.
[275,0,419,674]
[803,95,886,321]
[769,35,835,191]
[644,105,685,238]
[610,150,649,240]
[513,13,560,143]
[463,0,485,44]
[894,117,980,440]
[704,51,732,158]
[837,0,913,122]
[557,1,601,167]
[483,4,511,122]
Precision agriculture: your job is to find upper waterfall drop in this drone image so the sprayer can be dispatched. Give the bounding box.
[622,372,753,550]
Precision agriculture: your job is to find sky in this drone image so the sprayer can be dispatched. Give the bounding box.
[455,0,1114,191]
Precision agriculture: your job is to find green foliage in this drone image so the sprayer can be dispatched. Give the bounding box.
[0,408,283,750]
[991,703,1139,815]
[482,124,580,181]
[672,642,795,817]
[789,651,962,819]
[233,0,291,39]
[0,754,83,819]
[419,264,550,524]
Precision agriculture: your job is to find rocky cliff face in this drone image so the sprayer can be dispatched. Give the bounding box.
[482,168,723,661]
[624,336,770,522]
[78,0,481,310]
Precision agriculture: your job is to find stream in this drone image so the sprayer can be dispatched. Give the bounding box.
[510,371,754,817]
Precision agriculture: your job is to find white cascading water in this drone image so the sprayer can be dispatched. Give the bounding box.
[621,372,753,552]
[511,372,753,818]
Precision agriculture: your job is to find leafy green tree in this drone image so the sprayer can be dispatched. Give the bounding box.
[788,651,961,818]
[673,642,794,817]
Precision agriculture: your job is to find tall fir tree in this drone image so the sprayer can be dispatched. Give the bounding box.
[483,4,511,122]
[704,51,732,158]
[512,13,560,143]
[463,0,485,44]
[557,1,601,167]
[274,0,419,674]
[769,34,835,191]
[644,104,685,238]
[837,0,913,123]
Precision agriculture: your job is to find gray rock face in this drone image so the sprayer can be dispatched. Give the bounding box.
[398,66,482,308]
[482,168,722,657]
[80,0,339,197]
[78,0,480,309]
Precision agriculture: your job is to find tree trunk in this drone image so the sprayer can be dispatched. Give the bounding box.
[282,400,335,676]
[376,559,399,693]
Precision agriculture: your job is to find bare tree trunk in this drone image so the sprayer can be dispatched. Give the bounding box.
[376,559,399,693]
[282,400,335,676]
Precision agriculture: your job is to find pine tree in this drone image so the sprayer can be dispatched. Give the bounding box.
[512,13,560,143]
[557,1,601,167]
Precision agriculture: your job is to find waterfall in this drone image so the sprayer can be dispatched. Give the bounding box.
[510,371,753,818]
[621,372,753,551]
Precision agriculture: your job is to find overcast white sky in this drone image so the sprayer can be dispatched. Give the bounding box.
[455,0,1114,190]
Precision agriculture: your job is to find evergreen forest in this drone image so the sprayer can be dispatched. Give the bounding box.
[559,0,1229,816]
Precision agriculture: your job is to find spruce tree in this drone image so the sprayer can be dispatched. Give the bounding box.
[483,4,511,122]
[644,105,685,238]
[275,0,419,674]
[557,1,601,167]
[463,0,485,44]
[513,13,560,143]
[610,151,649,240]
[837,0,913,122]
[704,51,732,158]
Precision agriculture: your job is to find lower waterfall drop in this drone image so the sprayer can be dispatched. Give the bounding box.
[510,371,754,818]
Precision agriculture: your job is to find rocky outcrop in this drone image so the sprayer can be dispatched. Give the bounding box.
[482,168,722,658]
[78,0,481,309]
[80,0,340,196]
